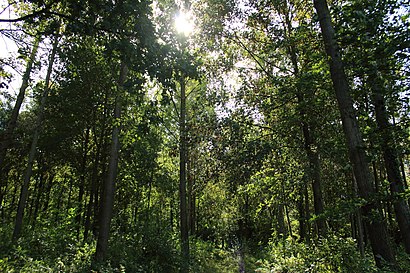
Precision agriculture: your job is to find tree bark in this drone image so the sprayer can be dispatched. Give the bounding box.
[0,35,41,173]
[95,61,128,262]
[12,35,58,242]
[313,0,395,267]
[179,77,189,272]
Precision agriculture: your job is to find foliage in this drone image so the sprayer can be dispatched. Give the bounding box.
[256,236,379,273]
[0,0,409,271]
[191,239,238,273]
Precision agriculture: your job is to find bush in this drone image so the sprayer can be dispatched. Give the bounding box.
[191,239,238,273]
[255,235,378,273]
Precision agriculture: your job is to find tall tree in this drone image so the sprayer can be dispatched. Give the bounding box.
[178,76,189,272]
[95,61,128,261]
[12,32,59,242]
[336,0,410,253]
[313,0,395,267]
[0,35,40,173]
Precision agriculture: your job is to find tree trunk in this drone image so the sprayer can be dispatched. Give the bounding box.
[298,180,310,241]
[372,84,410,253]
[66,178,73,213]
[283,7,326,235]
[95,62,128,262]
[313,0,395,267]
[92,105,109,237]
[32,166,46,226]
[77,128,90,240]
[54,175,66,222]
[399,158,408,190]
[12,35,58,242]
[0,168,9,219]
[179,77,189,272]
[281,179,293,238]
[84,134,102,241]
[352,172,365,256]
[298,186,306,240]
[0,35,41,173]
[187,152,196,236]
[42,173,54,214]
[301,121,326,235]
[277,203,286,237]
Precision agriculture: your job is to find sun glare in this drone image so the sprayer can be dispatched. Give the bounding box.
[175,11,194,36]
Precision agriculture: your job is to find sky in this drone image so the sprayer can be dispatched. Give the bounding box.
[1,0,21,97]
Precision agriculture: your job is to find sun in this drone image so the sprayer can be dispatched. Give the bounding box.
[175,11,194,36]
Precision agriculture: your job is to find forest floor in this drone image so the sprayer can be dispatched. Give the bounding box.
[0,224,409,273]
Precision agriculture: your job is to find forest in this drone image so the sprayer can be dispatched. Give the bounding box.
[0,0,409,272]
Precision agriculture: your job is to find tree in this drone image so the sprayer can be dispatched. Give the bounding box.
[0,35,40,173]
[12,31,59,242]
[336,0,410,254]
[313,0,395,267]
[95,61,128,261]
[90,0,159,261]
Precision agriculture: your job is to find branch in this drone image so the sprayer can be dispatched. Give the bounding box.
[0,2,15,16]
[186,82,202,98]
[0,4,52,23]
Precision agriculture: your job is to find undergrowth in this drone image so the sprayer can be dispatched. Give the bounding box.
[1,224,410,273]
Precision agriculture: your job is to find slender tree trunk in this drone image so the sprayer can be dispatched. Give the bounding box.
[66,178,73,213]
[12,35,58,242]
[283,8,326,235]
[352,173,365,256]
[170,197,174,229]
[284,202,293,239]
[54,176,66,222]
[92,106,109,236]
[313,0,395,267]
[42,173,54,214]
[187,152,196,236]
[277,203,286,237]
[0,36,41,172]
[298,186,306,240]
[0,168,9,219]
[32,166,46,226]
[301,121,326,235]
[191,166,196,236]
[298,180,311,241]
[28,173,40,222]
[303,181,310,239]
[9,180,18,219]
[399,158,408,189]
[281,179,293,238]
[77,128,90,240]
[95,62,128,262]
[372,161,380,193]
[84,135,102,241]
[372,84,410,253]
[179,77,189,272]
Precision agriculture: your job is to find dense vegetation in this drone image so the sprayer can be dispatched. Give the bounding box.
[0,0,409,272]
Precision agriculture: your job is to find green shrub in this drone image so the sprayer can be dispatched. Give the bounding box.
[255,236,378,273]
